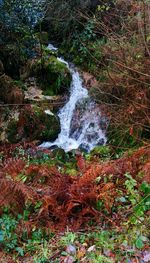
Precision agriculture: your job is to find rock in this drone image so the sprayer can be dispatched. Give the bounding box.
[24,80,67,110]
[51,148,68,161]
[21,105,60,142]
[79,143,89,153]
[38,109,61,141]
[0,74,24,104]
[49,145,59,150]
[1,105,60,144]
[23,56,72,96]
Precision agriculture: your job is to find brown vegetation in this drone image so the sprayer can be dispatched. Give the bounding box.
[0,144,149,231]
[78,0,150,144]
[0,75,24,104]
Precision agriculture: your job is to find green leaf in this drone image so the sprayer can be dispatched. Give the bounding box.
[140,182,150,194]
[135,238,144,249]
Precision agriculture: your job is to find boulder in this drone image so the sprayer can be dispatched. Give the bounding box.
[51,148,67,161]
[22,55,71,96]
[6,105,60,143]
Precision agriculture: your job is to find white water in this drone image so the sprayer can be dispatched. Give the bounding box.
[40,44,107,152]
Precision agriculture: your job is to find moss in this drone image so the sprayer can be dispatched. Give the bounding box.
[39,111,61,141]
[20,106,58,141]
[33,56,71,96]
[30,105,60,140]
[5,106,60,143]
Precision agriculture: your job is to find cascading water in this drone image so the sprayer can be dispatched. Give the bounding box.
[40,44,107,152]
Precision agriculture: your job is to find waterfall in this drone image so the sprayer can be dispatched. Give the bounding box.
[40,44,107,152]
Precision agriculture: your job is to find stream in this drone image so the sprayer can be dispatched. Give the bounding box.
[40,44,107,152]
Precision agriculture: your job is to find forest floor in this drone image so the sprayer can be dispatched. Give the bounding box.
[0,143,149,262]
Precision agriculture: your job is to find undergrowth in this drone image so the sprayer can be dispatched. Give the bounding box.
[0,143,149,262]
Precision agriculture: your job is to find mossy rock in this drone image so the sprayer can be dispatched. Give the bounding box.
[6,106,60,143]
[33,56,71,96]
[36,107,61,141]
